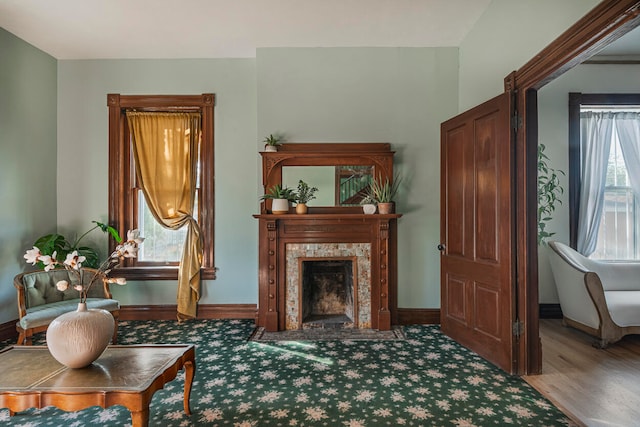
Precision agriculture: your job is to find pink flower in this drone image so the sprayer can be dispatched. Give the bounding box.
[24,247,41,265]
[56,280,69,292]
[63,250,86,270]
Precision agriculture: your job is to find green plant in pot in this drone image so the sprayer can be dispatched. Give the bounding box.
[537,143,565,245]
[263,134,282,152]
[367,174,401,214]
[260,184,296,214]
[294,180,319,214]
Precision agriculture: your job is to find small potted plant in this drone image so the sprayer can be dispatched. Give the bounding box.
[263,134,282,152]
[294,180,319,214]
[360,195,377,214]
[260,184,296,214]
[367,174,401,214]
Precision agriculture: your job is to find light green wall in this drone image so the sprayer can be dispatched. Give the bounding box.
[56,59,259,305]
[0,28,57,324]
[459,0,599,111]
[257,47,459,307]
[537,63,640,303]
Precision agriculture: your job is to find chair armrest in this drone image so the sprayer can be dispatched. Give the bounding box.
[13,276,27,319]
[102,278,113,299]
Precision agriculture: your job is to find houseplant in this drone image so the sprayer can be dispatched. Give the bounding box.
[260,184,296,214]
[294,180,318,214]
[23,228,144,368]
[367,174,401,214]
[29,221,121,270]
[263,134,282,152]
[537,143,564,245]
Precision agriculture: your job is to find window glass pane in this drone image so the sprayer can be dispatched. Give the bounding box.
[137,193,187,263]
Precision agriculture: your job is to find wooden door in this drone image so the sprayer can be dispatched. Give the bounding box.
[440,93,516,373]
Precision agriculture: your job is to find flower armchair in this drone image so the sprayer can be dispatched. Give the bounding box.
[547,241,640,348]
[14,268,120,345]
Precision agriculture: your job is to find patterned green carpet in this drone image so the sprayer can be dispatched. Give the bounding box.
[0,319,571,426]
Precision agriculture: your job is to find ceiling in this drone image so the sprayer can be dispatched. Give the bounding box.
[0,0,493,60]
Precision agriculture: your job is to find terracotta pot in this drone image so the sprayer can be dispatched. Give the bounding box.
[46,303,114,369]
[271,198,290,214]
[295,203,308,214]
[377,202,394,214]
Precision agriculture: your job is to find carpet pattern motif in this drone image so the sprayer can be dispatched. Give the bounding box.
[0,319,571,426]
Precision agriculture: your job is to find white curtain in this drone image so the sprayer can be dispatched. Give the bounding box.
[615,112,640,203]
[577,111,614,256]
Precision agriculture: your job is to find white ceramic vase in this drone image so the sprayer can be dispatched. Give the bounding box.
[362,204,376,214]
[46,303,114,369]
[271,198,290,214]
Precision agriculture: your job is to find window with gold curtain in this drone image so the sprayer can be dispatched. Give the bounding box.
[126,111,203,321]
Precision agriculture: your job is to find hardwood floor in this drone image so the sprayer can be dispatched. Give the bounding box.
[524,319,640,427]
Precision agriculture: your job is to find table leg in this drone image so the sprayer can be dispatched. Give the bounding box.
[183,359,195,415]
[130,408,149,427]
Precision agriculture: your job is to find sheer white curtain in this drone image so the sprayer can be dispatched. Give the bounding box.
[577,111,614,256]
[615,112,640,201]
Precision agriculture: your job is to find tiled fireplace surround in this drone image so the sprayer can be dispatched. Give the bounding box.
[254,214,400,332]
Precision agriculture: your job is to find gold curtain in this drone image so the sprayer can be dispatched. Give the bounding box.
[126,111,203,321]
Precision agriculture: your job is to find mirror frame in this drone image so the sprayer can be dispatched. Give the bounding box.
[260,143,395,214]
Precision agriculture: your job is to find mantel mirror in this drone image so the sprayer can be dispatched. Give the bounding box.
[260,143,395,214]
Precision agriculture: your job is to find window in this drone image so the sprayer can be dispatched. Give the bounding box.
[107,94,216,280]
[569,93,640,260]
[592,131,639,259]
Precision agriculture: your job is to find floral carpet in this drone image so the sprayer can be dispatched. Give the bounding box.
[0,319,572,426]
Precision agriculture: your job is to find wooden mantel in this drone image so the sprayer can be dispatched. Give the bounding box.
[253,213,401,332]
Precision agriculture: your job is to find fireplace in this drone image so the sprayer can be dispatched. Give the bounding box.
[254,214,399,332]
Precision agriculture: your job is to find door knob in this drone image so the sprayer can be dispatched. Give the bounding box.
[437,244,445,251]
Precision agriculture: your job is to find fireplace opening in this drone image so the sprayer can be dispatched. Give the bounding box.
[300,259,356,329]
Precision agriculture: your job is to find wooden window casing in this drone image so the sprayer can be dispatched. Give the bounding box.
[107,93,216,280]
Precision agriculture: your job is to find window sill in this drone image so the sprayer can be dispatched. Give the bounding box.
[115,266,217,281]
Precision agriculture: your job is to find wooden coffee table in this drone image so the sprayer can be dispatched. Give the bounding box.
[0,344,195,426]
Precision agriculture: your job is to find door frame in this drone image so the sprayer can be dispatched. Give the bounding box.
[509,0,640,374]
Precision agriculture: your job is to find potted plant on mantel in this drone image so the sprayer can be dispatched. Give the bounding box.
[260,184,297,214]
[263,134,282,152]
[367,174,401,214]
[294,180,319,214]
[360,195,377,214]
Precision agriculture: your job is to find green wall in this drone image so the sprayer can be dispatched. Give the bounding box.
[257,47,458,307]
[0,28,57,324]
[458,0,599,111]
[56,59,259,305]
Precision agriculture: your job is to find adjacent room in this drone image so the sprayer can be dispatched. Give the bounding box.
[1,1,639,425]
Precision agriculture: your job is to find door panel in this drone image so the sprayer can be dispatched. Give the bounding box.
[440,92,515,373]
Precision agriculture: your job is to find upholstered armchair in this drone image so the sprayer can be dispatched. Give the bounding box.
[14,268,120,345]
[547,241,640,348]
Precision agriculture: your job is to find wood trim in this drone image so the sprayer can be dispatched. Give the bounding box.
[508,0,640,375]
[119,304,257,321]
[396,308,440,325]
[0,320,17,343]
[514,0,640,90]
[539,304,563,319]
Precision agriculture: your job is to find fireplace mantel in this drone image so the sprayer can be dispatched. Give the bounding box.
[253,213,401,331]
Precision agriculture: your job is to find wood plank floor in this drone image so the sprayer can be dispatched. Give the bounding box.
[524,319,640,427]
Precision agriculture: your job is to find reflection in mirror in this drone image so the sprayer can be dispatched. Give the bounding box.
[282,165,373,206]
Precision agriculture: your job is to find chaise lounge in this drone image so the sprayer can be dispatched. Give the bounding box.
[14,268,120,345]
[547,241,640,348]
